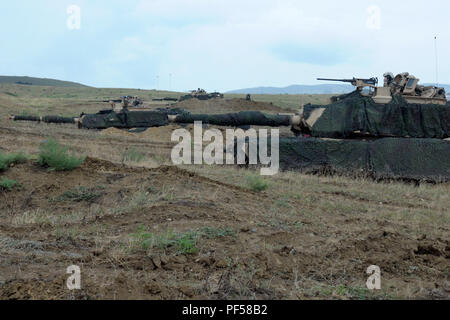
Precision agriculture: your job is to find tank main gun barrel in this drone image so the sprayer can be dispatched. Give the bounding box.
[10,115,76,124]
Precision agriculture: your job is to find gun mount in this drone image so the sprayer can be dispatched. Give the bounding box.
[317,77,379,90]
[318,72,447,105]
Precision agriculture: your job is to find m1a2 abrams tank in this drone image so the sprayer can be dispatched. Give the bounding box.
[179,88,224,101]
[298,72,448,138]
[9,72,450,181]
[275,72,449,182]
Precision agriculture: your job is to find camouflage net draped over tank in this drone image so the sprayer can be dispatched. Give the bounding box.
[174,111,291,127]
[80,110,169,129]
[304,91,450,139]
[276,137,450,182]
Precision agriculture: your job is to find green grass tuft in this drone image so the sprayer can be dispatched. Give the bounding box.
[199,226,236,239]
[130,226,199,255]
[246,174,269,192]
[54,186,105,203]
[38,139,85,171]
[0,152,28,171]
[122,148,146,163]
[0,177,20,191]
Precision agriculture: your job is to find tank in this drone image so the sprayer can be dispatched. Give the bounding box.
[179,88,224,101]
[276,72,449,182]
[9,72,450,182]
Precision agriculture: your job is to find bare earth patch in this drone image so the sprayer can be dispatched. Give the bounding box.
[0,158,448,300]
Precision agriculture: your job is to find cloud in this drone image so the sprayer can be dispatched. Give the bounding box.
[0,0,449,91]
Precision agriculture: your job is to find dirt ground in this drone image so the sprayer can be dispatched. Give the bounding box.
[0,88,449,300]
[174,97,297,114]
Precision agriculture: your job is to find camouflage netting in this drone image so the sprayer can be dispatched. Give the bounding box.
[41,116,75,124]
[304,91,450,139]
[175,111,291,127]
[13,115,41,122]
[80,110,169,129]
[276,137,450,182]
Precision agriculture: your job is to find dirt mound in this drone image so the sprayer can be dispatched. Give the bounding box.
[99,125,194,143]
[100,127,137,138]
[174,98,294,114]
[139,124,190,142]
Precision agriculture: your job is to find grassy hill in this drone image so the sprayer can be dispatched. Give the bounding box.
[0,76,89,88]
[0,82,332,117]
[229,83,450,95]
[227,84,353,94]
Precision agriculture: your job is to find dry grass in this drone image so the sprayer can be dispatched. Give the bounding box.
[0,83,449,300]
[183,164,450,238]
[225,93,333,110]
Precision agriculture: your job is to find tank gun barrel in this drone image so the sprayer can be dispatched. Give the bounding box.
[10,115,76,124]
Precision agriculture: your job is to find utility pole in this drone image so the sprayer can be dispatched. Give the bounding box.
[169,73,172,91]
[434,36,439,87]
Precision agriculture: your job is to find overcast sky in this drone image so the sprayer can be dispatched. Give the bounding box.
[0,0,448,91]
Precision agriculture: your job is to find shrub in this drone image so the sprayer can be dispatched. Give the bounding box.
[38,139,85,171]
[246,174,269,192]
[55,186,104,203]
[130,226,199,255]
[199,227,235,239]
[122,148,145,163]
[0,152,28,171]
[0,177,19,191]
[176,231,199,254]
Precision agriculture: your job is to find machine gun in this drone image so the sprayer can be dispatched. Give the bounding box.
[317,77,378,91]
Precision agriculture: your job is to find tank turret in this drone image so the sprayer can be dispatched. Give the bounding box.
[318,72,447,105]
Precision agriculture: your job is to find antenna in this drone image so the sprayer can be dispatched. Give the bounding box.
[434,36,439,87]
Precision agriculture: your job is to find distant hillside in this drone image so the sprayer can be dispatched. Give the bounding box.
[227,84,353,95]
[0,76,89,88]
[228,83,450,95]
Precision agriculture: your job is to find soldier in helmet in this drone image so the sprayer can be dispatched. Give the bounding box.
[122,96,128,108]
[383,72,394,87]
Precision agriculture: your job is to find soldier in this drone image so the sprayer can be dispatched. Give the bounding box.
[383,72,394,87]
[132,96,142,107]
[123,96,132,108]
